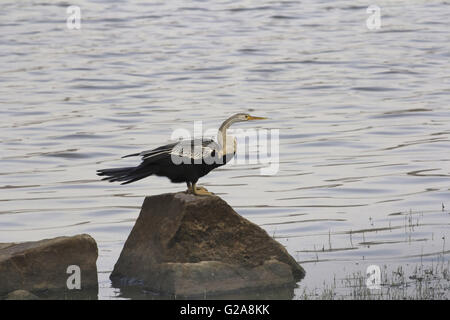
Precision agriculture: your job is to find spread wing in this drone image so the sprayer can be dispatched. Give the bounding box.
[123,138,220,164]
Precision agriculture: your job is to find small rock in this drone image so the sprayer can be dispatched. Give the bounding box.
[0,234,98,296]
[111,192,305,297]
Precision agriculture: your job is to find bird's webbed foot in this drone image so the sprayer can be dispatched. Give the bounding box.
[190,183,214,196]
[194,188,214,196]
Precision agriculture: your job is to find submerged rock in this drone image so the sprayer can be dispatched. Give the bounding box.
[111,193,305,297]
[5,290,39,300]
[0,234,98,297]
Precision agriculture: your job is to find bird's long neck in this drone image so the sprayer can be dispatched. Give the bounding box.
[218,117,235,155]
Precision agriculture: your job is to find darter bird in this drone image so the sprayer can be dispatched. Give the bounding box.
[97,113,267,195]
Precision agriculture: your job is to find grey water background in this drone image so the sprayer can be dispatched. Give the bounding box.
[0,0,449,299]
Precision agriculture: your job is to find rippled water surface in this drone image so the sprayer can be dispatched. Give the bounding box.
[1,0,449,299]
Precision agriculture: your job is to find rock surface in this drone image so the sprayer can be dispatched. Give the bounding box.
[111,193,305,296]
[0,234,98,297]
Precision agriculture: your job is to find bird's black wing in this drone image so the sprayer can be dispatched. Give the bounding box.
[122,142,179,159]
[124,138,219,163]
[98,138,221,185]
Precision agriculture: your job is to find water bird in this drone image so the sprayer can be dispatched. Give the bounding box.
[97,113,267,195]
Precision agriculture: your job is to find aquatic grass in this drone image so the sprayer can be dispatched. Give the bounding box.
[299,255,449,300]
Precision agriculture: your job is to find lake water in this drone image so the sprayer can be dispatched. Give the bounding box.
[0,0,449,299]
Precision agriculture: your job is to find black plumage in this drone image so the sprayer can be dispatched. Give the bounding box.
[97,139,232,186]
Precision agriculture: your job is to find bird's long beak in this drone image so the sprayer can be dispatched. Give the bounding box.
[248,115,268,121]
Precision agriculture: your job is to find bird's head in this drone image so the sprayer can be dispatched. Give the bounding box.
[232,113,268,123]
[219,113,268,134]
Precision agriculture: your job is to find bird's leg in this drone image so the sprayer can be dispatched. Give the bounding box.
[186,182,192,193]
[192,182,214,196]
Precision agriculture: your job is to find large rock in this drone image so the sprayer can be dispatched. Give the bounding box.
[0,234,98,298]
[111,193,305,297]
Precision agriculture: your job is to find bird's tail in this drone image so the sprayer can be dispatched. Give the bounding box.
[97,166,152,185]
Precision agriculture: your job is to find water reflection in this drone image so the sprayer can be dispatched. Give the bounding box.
[115,284,295,300]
